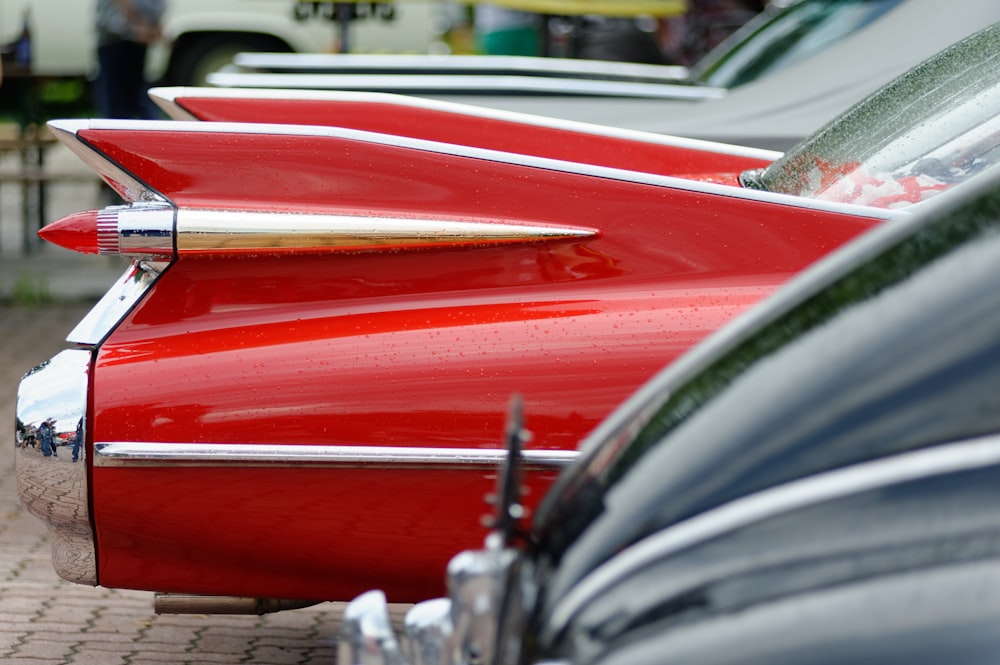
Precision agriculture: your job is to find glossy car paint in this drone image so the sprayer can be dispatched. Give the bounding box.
[522,164,1000,662]
[551,442,1000,664]
[51,118,890,602]
[151,88,771,182]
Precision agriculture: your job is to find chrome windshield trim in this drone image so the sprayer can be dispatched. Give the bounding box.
[67,261,165,346]
[15,349,96,585]
[547,433,1000,638]
[93,442,579,469]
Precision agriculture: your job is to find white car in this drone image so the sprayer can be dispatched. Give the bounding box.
[1,0,439,84]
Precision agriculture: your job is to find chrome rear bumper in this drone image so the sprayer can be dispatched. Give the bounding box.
[15,349,96,585]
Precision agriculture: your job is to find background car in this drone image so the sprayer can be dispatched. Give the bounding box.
[203,0,1000,150]
[444,0,1000,150]
[209,0,904,95]
[15,23,999,616]
[0,0,439,85]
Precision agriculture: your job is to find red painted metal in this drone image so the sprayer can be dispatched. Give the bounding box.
[168,93,770,177]
[76,123,880,601]
[74,126,763,217]
[39,209,102,255]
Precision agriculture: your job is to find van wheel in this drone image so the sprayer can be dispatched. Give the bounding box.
[168,33,293,86]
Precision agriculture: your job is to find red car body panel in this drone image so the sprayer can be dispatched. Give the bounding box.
[38,113,887,603]
[153,89,767,181]
[77,125,761,215]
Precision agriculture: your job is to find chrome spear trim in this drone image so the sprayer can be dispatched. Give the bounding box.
[175,209,596,255]
[93,442,578,469]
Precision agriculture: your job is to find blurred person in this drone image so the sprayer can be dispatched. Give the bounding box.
[94,0,165,119]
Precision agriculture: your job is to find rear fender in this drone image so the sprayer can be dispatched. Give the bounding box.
[149,87,779,179]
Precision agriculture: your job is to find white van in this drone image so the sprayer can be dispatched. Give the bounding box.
[1,0,440,84]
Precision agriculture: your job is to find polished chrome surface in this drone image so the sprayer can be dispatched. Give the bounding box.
[68,261,165,346]
[114,202,176,257]
[339,590,406,665]
[403,599,454,665]
[340,533,518,665]
[447,534,516,665]
[15,349,96,585]
[93,442,578,469]
[94,202,176,257]
[175,209,596,254]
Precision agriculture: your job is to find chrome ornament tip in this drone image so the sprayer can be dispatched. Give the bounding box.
[339,590,406,665]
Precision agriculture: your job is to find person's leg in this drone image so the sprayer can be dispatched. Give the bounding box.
[96,39,149,119]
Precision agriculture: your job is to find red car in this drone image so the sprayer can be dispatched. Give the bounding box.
[16,28,996,614]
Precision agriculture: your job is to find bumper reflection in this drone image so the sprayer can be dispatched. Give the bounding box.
[15,349,97,585]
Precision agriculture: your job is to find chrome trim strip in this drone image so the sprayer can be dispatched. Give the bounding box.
[15,349,96,586]
[50,118,900,222]
[175,209,596,253]
[204,72,726,101]
[232,53,690,82]
[547,434,1000,637]
[67,261,165,346]
[115,202,176,257]
[93,442,578,469]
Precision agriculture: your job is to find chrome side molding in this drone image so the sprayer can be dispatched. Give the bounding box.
[93,442,578,469]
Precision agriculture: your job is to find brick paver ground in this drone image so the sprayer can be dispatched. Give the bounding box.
[0,303,410,664]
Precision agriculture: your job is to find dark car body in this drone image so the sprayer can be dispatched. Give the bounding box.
[345,132,1000,665]
[523,162,1000,665]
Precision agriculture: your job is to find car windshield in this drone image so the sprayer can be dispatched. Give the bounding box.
[746,24,1000,209]
[691,0,904,88]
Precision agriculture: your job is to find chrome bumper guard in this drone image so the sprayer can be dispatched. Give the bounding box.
[15,349,96,585]
[340,533,516,665]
